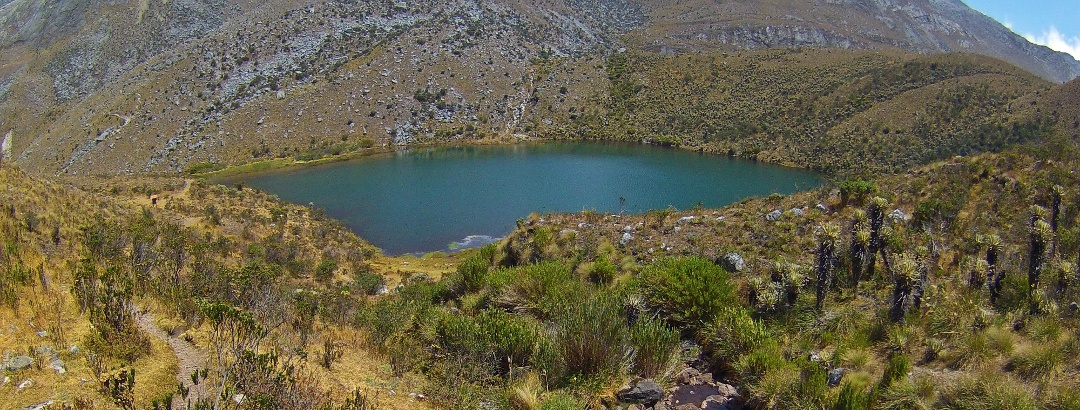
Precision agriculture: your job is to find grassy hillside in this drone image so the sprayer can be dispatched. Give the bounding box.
[0,163,457,409]
[536,48,1054,174]
[355,141,1080,408]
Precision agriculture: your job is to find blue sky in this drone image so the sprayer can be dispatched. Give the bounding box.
[963,0,1080,60]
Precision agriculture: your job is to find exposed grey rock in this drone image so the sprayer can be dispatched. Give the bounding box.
[889,209,909,223]
[828,368,847,387]
[816,203,829,213]
[720,253,745,272]
[702,395,732,410]
[788,207,805,217]
[17,379,32,390]
[618,379,664,405]
[677,216,696,224]
[674,367,701,385]
[620,231,633,246]
[715,383,739,399]
[35,345,54,358]
[765,209,783,221]
[24,400,53,410]
[4,355,32,372]
[50,359,66,374]
[0,130,11,163]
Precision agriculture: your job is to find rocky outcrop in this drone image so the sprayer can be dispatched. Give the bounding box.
[640,0,1080,83]
[618,379,665,406]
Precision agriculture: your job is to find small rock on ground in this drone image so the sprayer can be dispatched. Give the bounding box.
[618,379,664,405]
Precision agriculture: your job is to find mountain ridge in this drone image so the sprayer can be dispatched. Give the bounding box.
[0,0,1077,176]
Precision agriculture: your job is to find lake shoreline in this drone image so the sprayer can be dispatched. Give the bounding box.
[199,136,830,185]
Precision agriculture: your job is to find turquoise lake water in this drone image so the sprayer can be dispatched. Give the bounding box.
[225,142,821,254]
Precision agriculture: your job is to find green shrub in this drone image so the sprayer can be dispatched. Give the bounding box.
[539,390,586,410]
[938,374,1038,410]
[315,257,338,282]
[476,309,542,372]
[354,272,385,295]
[839,179,877,206]
[877,376,936,410]
[879,354,910,390]
[834,380,873,410]
[707,307,773,369]
[458,244,496,292]
[947,332,992,369]
[587,254,617,284]
[551,292,629,379]
[489,262,581,318]
[629,316,680,377]
[1010,343,1063,381]
[363,297,423,348]
[640,256,737,326]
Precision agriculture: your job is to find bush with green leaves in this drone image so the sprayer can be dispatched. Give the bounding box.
[628,316,680,377]
[353,271,385,295]
[436,309,543,375]
[487,262,582,318]
[314,257,338,282]
[708,306,775,373]
[839,178,878,206]
[550,292,630,380]
[639,256,737,326]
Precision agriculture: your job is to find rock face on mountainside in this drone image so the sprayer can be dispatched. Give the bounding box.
[636,0,1080,84]
[0,0,1075,176]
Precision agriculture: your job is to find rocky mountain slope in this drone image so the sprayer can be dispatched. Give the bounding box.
[0,0,1076,176]
[634,0,1080,83]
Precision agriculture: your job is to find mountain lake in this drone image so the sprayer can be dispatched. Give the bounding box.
[219,142,822,254]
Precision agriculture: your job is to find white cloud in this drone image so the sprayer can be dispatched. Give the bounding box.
[1024,26,1080,61]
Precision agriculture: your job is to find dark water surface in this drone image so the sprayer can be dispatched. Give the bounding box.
[225,142,821,254]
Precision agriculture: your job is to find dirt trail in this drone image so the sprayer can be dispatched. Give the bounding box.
[135,310,209,408]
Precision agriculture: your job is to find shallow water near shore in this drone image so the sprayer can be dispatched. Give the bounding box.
[222,142,822,254]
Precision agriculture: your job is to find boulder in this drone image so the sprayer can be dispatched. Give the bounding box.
[702,395,733,410]
[620,232,633,246]
[677,216,696,224]
[815,203,829,213]
[674,368,714,386]
[618,379,664,405]
[888,209,908,223]
[4,355,32,372]
[828,368,847,387]
[50,359,66,374]
[715,383,739,399]
[765,209,783,221]
[674,368,701,385]
[788,208,805,217]
[24,401,53,410]
[720,253,745,272]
